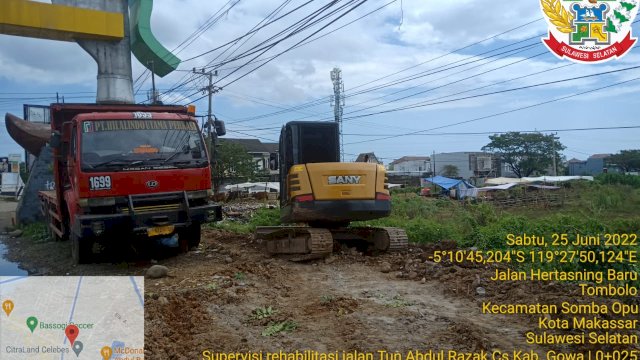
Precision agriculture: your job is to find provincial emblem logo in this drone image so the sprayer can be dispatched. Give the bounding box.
[540,0,638,63]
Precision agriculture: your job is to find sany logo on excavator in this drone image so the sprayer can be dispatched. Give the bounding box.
[328,175,361,185]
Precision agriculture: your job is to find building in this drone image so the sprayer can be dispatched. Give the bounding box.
[389,156,431,173]
[432,152,508,180]
[355,152,381,164]
[567,154,614,176]
[219,138,279,180]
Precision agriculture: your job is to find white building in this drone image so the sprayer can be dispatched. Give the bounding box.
[389,156,431,172]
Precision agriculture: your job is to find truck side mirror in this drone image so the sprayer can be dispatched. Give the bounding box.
[49,131,61,149]
[214,120,226,136]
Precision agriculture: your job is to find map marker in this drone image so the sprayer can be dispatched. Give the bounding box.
[65,324,79,345]
[101,346,113,360]
[26,316,38,333]
[2,300,13,316]
[72,341,83,357]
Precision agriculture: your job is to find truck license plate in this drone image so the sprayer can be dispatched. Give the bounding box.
[147,225,174,237]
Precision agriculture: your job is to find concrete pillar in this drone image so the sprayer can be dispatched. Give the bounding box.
[51,0,134,104]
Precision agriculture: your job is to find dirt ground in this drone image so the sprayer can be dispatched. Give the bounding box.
[3,223,639,358]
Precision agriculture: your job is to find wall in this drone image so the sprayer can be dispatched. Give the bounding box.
[394,159,430,172]
[432,152,472,178]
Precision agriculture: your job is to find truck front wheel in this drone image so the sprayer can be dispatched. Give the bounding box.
[71,233,92,265]
[179,223,201,251]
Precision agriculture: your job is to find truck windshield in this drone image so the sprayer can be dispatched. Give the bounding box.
[80,119,207,172]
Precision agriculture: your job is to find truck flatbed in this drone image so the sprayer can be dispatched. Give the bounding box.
[38,190,63,239]
[38,190,56,201]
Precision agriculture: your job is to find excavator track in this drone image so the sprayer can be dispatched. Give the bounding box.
[341,226,409,252]
[256,226,408,260]
[381,227,409,252]
[257,227,333,261]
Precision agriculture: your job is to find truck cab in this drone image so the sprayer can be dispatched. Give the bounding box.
[46,104,222,263]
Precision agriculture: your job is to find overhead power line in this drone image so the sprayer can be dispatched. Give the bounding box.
[181,0,316,63]
[180,0,369,104]
[228,17,544,122]
[344,75,640,145]
[341,64,640,122]
[160,0,343,103]
[342,125,640,137]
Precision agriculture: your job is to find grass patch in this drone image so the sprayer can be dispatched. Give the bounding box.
[385,295,414,308]
[209,207,279,234]
[212,182,639,286]
[20,222,49,242]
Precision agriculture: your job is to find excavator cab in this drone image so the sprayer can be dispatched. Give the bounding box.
[279,121,339,206]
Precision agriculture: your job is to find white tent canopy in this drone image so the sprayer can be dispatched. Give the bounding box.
[225,182,279,193]
[477,183,519,191]
[485,176,593,185]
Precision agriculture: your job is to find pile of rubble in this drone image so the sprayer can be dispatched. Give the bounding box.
[222,200,278,221]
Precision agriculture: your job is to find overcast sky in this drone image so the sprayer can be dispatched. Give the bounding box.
[1,0,639,164]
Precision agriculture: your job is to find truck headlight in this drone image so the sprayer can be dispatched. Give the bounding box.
[187,190,212,199]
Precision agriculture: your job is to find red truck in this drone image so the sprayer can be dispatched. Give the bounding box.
[36,103,222,264]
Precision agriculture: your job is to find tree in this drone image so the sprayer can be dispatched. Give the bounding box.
[211,140,257,193]
[482,132,565,178]
[441,164,459,177]
[608,149,640,172]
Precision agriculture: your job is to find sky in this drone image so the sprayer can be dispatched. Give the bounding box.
[0,0,639,165]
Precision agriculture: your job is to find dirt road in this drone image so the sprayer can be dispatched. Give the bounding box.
[143,229,546,358]
[2,224,638,358]
[0,199,28,275]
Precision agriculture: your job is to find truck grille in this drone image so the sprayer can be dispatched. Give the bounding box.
[122,191,187,215]
[121,203,181,214]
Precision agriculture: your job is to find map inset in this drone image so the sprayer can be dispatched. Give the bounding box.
[0,276,144,359]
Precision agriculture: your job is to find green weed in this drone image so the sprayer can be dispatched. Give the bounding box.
[320,294,334,304]
[261,320,297,336]
[234,272,247,281]
[385,295,413,308]
[250,306,277,320]
[205,282,218,290]
[21,222,49,242]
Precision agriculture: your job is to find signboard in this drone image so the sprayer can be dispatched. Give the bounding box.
[23,104,51,170]
[24,104,50,124]
[8,153,21,162]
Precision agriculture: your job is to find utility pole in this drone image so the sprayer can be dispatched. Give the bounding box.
[330,67,345,161]
[432,150,436,194]
[192,68,220,187]
[550,132,557,176]
[148,61,159,104]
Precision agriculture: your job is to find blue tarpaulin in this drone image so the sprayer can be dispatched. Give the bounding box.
[422,176,476,199]
[422,176,470,190]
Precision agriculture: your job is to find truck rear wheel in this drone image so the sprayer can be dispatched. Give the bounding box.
[179,224,201,251]
[71,233,92,265]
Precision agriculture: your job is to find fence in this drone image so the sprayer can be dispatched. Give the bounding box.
[477,188,564,208]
